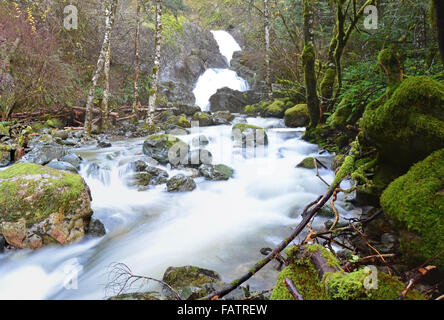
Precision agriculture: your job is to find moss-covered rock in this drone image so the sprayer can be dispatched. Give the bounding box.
[361,76,444,169]
[381,148,444,270]
[166,174,196,192]
[264,99,285,118]
[45,118,64,129]
[284,104,310,128]
[177,115,191,128]
[231,123,268,147]
[192,112,213,127]
[143,134,189,165]
[0,163,93,249]
[378,47,403,86]
[0,123,10,137]
[296,157,316,169]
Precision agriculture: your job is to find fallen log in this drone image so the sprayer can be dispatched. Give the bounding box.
[204,155,355,300]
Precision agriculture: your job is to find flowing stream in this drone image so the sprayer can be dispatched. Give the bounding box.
[0,30,352,300]
[193,30,249,111]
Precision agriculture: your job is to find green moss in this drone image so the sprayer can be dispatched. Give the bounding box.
[361,76,444,168]
[320,66,336,101]
[304,244,342,270]
[381,148,444,270]
[232,123,265,133]
[0,163,87,227]
[0,124,9,137]
[332,155,354,186]
[177,115,191,128]
[146,134,185,149]
[270,262,330,300]
[45,118,63,129]
[323,268,425,300]
[284,104,310,128]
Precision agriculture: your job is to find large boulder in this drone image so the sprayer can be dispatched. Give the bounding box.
[192,112,213,127]
[381,148,444,270]
[284,104,310,128]
[18,143,67,166]
[0,163,93,249]
[142,134,189,165]
[361,76,444,169]
[209,87,262,113]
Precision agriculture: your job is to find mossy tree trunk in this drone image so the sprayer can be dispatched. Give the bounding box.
[85,0,118,135]
[148,0,163,124]
[302,0,320,129]
[319,0,377,114]
[132,0,141,116]
[434,0,444,65]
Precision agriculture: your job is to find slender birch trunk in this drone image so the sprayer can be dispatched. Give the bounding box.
[102,40,111,129]
[84,0,118,135]
[147,0,163,124]
[264,0,272,100]
[132,0,141,115]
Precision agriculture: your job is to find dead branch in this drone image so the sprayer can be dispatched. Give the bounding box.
[284,278,304,300]
[105,262,182,300]
[398,266,436,300]
[204,173,347,300]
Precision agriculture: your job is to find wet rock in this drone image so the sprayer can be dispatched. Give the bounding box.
[162,265,248,300]
[60,153,83,170]
[192,112,213,127]
[231,123,268,147]
[18,143,66,166]
[187,149,213,168]
[296,157,316,169]
[53,130,69,140]
[97,140,112,148]
[212,111,235,125]
[0,163,93,249]
[172,104,201,117]
[166,174,196,192]
[46,160,78,173]
[129,165,169,187]
[199,164,234,181]
[209,87,262,113]
[0,235,6,253]
[143,134,189,165]
[284,104,310,128]
[87,218,106,237]
[0,150,11,167]
[192,135,210,147]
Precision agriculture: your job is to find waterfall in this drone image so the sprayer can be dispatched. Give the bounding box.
[193,30,250,112]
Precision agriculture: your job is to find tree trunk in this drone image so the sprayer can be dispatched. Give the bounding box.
[435,0,444,65]
[84,0,118,135]
[302,0,320,129]
[148,0,163,123]
[264,0,272,99]
[102,40,111,129]
[133,0,141,115]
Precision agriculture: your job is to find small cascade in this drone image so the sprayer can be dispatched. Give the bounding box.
[193,30,250,111]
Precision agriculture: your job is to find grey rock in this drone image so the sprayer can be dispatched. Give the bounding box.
[60,153,82,170]
[166,174,196,192]
[19,143,66,165]
[199,164,234,181]
[87,218,106,237]
[46,160,78,173]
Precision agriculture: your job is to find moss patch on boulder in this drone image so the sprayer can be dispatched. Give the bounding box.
[381,148,444,270]
[0,163,93,249]
[284,104,310,128]
[361,76,444,169]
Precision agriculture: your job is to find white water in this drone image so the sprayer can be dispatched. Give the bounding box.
[0,117,356,300]
[193,30,249,111]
